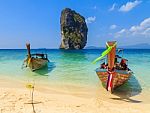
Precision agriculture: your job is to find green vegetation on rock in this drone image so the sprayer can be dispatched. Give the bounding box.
[60,8,88,49]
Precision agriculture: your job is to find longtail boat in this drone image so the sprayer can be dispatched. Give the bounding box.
[93,41,133,93]
[24,43,49,71]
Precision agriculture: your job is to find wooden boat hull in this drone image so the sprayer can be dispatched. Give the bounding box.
[96,68,132,90]
[28,58,48,71]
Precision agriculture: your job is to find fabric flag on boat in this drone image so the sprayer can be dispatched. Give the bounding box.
[92,42,117,64]
[106,71,114,91]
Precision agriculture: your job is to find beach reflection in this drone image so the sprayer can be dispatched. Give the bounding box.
[24,62,56,77]
[34,62,56,76]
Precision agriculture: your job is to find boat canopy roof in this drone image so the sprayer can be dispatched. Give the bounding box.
[27,53,47,57]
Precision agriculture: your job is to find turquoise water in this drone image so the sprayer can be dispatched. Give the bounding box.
[0,49,150,99]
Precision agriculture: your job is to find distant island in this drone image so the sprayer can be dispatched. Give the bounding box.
[85,43,150,49]
[85,46,105,49]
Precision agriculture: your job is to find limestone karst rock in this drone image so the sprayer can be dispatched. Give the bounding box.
[60,8,88,49]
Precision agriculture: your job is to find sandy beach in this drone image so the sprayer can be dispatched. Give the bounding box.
[0,76,150,113]
[0,0,149,112]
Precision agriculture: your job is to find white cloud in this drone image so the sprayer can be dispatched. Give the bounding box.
[119,0,142,12]
[85,16,96,24]
[110,24,117,29]
[109,3,116,11]
[142,28,150,36]
[115,29,127,38]
[114,17,150,38]
[129,18,150,37]
[118,29,126,33]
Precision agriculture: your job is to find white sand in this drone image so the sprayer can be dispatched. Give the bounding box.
[0,76,150,113]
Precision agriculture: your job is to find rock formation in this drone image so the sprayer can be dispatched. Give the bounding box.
[60,8,88,49]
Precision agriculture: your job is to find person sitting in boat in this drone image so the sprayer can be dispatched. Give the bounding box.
[100,62,108,69]
[120,59,128,70]
[115,55,122,63]
[115,55,121,70]
[101,62,106,69]
[115,63,120,70]
[115,56,118,63]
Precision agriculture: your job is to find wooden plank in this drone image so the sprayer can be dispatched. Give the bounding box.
[107,41,116,71]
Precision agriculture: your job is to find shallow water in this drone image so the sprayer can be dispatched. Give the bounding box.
[0,49,150,103]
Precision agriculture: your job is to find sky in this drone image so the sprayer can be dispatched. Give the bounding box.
[0,0,149,49]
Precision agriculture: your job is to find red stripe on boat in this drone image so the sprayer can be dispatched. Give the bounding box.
[106,71,113,91]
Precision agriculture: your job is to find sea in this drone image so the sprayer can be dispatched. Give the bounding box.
[0,49,150,103]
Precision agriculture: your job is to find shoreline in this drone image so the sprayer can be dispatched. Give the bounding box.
[0,75,150,113]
